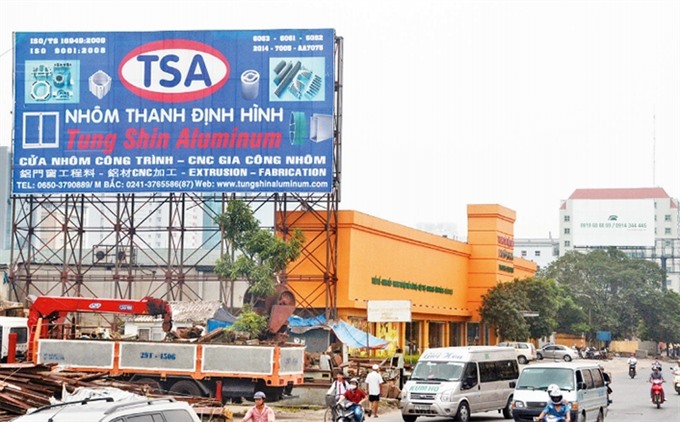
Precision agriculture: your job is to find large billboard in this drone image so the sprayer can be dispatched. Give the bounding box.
[571,199,655,247]
[12,29,335,194]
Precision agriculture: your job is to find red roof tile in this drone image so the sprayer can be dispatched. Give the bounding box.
[568,187,670,200]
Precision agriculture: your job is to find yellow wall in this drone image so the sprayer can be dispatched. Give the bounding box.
[284,204,537,347]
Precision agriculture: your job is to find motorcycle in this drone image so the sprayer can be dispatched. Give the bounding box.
[533,416,566,422]
[650,378,665,408]
[673,370,680,395]
[333,399,365,422]
[628,363,636,379]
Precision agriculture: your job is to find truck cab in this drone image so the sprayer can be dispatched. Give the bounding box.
[0,316,28,362]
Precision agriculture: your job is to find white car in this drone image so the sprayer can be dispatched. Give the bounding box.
[497,341,537,364]
[12,397,201,422]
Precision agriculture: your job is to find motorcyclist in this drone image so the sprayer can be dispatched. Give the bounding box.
[627,355,638,378]
[534,384,571,422]
[671,359,680,375]
[648,366,665,403]
[339,377,366,421]
[651,356,662,371]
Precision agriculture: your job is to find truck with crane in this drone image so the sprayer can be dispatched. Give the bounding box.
[26,295,305,402]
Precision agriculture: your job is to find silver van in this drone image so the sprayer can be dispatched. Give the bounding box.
[12,397,200,422]
[511,361,609,422]
[399,346,518,422]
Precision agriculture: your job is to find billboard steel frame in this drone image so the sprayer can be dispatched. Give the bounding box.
[8,36,343,320]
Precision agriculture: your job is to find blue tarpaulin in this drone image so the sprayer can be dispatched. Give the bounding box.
[208,313,388,349]
[330,319,389,349]
[288,314,327,328]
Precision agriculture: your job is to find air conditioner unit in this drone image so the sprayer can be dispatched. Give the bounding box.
[92,246,135,265]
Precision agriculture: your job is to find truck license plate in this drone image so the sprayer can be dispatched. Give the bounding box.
[415,405,429,411]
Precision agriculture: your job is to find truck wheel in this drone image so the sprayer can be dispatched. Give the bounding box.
[455,402,470,422]
[169,380,202,398]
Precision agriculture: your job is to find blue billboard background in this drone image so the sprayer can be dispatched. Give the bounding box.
[13,29,335,194]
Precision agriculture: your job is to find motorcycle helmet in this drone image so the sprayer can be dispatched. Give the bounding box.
[548,384,563,404]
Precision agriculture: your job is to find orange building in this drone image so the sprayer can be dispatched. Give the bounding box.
[286,204,536,355]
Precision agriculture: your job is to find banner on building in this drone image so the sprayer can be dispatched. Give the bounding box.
[367,300,412,323]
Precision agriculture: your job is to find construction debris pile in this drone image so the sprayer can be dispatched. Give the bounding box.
[0,364,223,421]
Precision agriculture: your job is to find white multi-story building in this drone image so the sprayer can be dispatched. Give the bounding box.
[514,237,560,270]
[559,187,680,292]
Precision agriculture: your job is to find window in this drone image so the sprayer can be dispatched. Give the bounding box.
[534,251,541,257]
[11,327,28,343]
[521,250,527,257]
[479,361,499,382]
[665,228,672,235]
[564,241,570,247]
[22,112,60,148]
[665,214,672,222]
[163,409,197,422]
[591,369,604,388]
[580,369,594,389]
[463,363,479,388]
[564,215,570,222]
[481,359,520,381]
[124,415,157,422]
[564,228,570,234]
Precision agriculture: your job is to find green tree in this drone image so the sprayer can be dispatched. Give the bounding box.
[540,247,668,341]
[638,289,680,343]
[480,278,562,341]
[214,200,304,336]
[480,280,530,341]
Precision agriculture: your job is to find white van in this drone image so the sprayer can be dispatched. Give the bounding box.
[0,316,28,362]
[511,361,609,422]
[399,346,518,422]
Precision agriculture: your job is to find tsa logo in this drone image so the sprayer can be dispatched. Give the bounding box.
[119,39,230,102]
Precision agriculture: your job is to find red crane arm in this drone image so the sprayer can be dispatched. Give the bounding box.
[28,296,173,332]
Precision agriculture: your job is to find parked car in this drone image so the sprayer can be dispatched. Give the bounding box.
[12,397,201,422]
[497,341,537,364]
[537,344,579,362]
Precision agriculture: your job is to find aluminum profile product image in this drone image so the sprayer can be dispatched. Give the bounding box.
[240,69,260,100]
[271,58,324,101]
[275,60,302,97]
[89,70,112,99]
[310,114,333,143]
[289,111,308,146]
[304,74,322,99]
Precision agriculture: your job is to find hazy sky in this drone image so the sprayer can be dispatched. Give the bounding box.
[1,0,679,239]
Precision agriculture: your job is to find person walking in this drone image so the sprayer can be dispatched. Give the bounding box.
[242,391,275,422]
[365,364,384,418]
